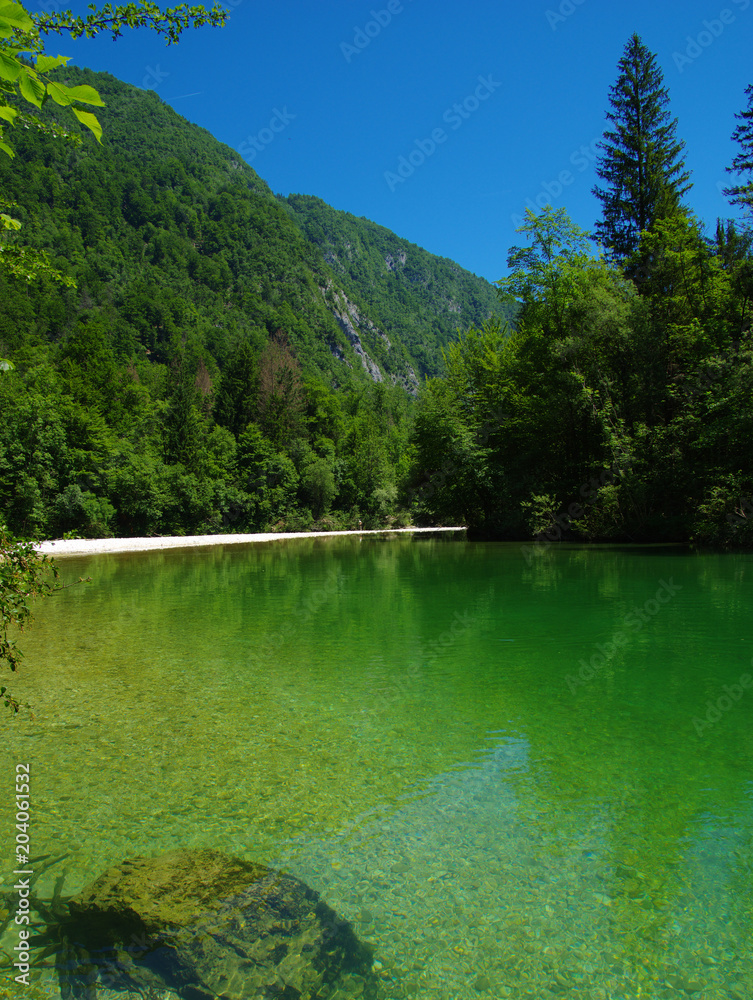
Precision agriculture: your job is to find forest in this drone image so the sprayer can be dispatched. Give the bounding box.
[0,21,752,548]
[0,63,499,538]
[410,38,753,548]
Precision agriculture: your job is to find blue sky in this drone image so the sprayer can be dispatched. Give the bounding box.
[40,0,753,282]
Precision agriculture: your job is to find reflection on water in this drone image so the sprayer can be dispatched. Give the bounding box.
[1,537,752,998]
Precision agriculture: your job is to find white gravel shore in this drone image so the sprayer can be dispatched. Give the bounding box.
[35,526,465,558]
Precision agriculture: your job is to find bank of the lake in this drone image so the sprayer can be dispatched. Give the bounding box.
[34,525,466,558]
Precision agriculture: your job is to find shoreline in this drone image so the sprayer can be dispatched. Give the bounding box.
[35,526,466,558]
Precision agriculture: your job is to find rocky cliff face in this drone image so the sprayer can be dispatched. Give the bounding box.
[331,291,384,384]
[323,284,419,394]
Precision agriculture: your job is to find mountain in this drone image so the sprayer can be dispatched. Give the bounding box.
[0,65,506,539]
[0,69,380,387]
[1,67,502,389]
[280,194,507,378]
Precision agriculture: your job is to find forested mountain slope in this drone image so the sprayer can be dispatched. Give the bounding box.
[281,194,507,377]
[0,68,403,387]
[0,66,503,538]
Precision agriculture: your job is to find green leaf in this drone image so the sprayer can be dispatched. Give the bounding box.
[0,3,33,30]
[0,138,14,157]
[45,80,71,106]
[63,83,104,107]
[0,104,17,123]
[18,68,45,109]
[0,50,21,83]
[45,82,105,110]
[0,359,15,370]
[1,211,20,229]
[34,54,70,74]
[72,106,102,143]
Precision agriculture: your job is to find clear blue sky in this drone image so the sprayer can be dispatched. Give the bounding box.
[42,0,753,282]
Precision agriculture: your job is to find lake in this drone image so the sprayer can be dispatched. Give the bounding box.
[1,535,752,999]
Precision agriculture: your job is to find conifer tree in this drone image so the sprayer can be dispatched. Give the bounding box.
[215,340,259,439]
[724,83,753,217]
[593,34,691,264]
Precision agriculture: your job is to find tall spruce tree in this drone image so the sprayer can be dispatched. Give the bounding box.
[593,34,691,265]
[724,83,753,217]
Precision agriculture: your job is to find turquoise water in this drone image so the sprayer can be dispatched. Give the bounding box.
[1,536,752,999]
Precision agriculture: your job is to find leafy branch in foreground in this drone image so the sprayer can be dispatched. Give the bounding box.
[35,1,228,43]
[0,4,106,158]
[0,3,105,282]
[1,0,227,284]
[0,241,77,283]
[1,523,92,714]
[1,524,59,713]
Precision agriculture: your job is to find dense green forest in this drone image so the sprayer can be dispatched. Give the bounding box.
[0,33,752,548]
[411,39,753,548]
[281,194,509,378]
[0,66,497,538]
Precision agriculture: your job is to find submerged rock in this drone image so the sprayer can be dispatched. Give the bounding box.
[56,848,379,1000]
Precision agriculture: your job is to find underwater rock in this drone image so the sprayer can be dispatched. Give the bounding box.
[57,848,379,1000]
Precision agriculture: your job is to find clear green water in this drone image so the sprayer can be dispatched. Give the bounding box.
[1,536,752,999]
